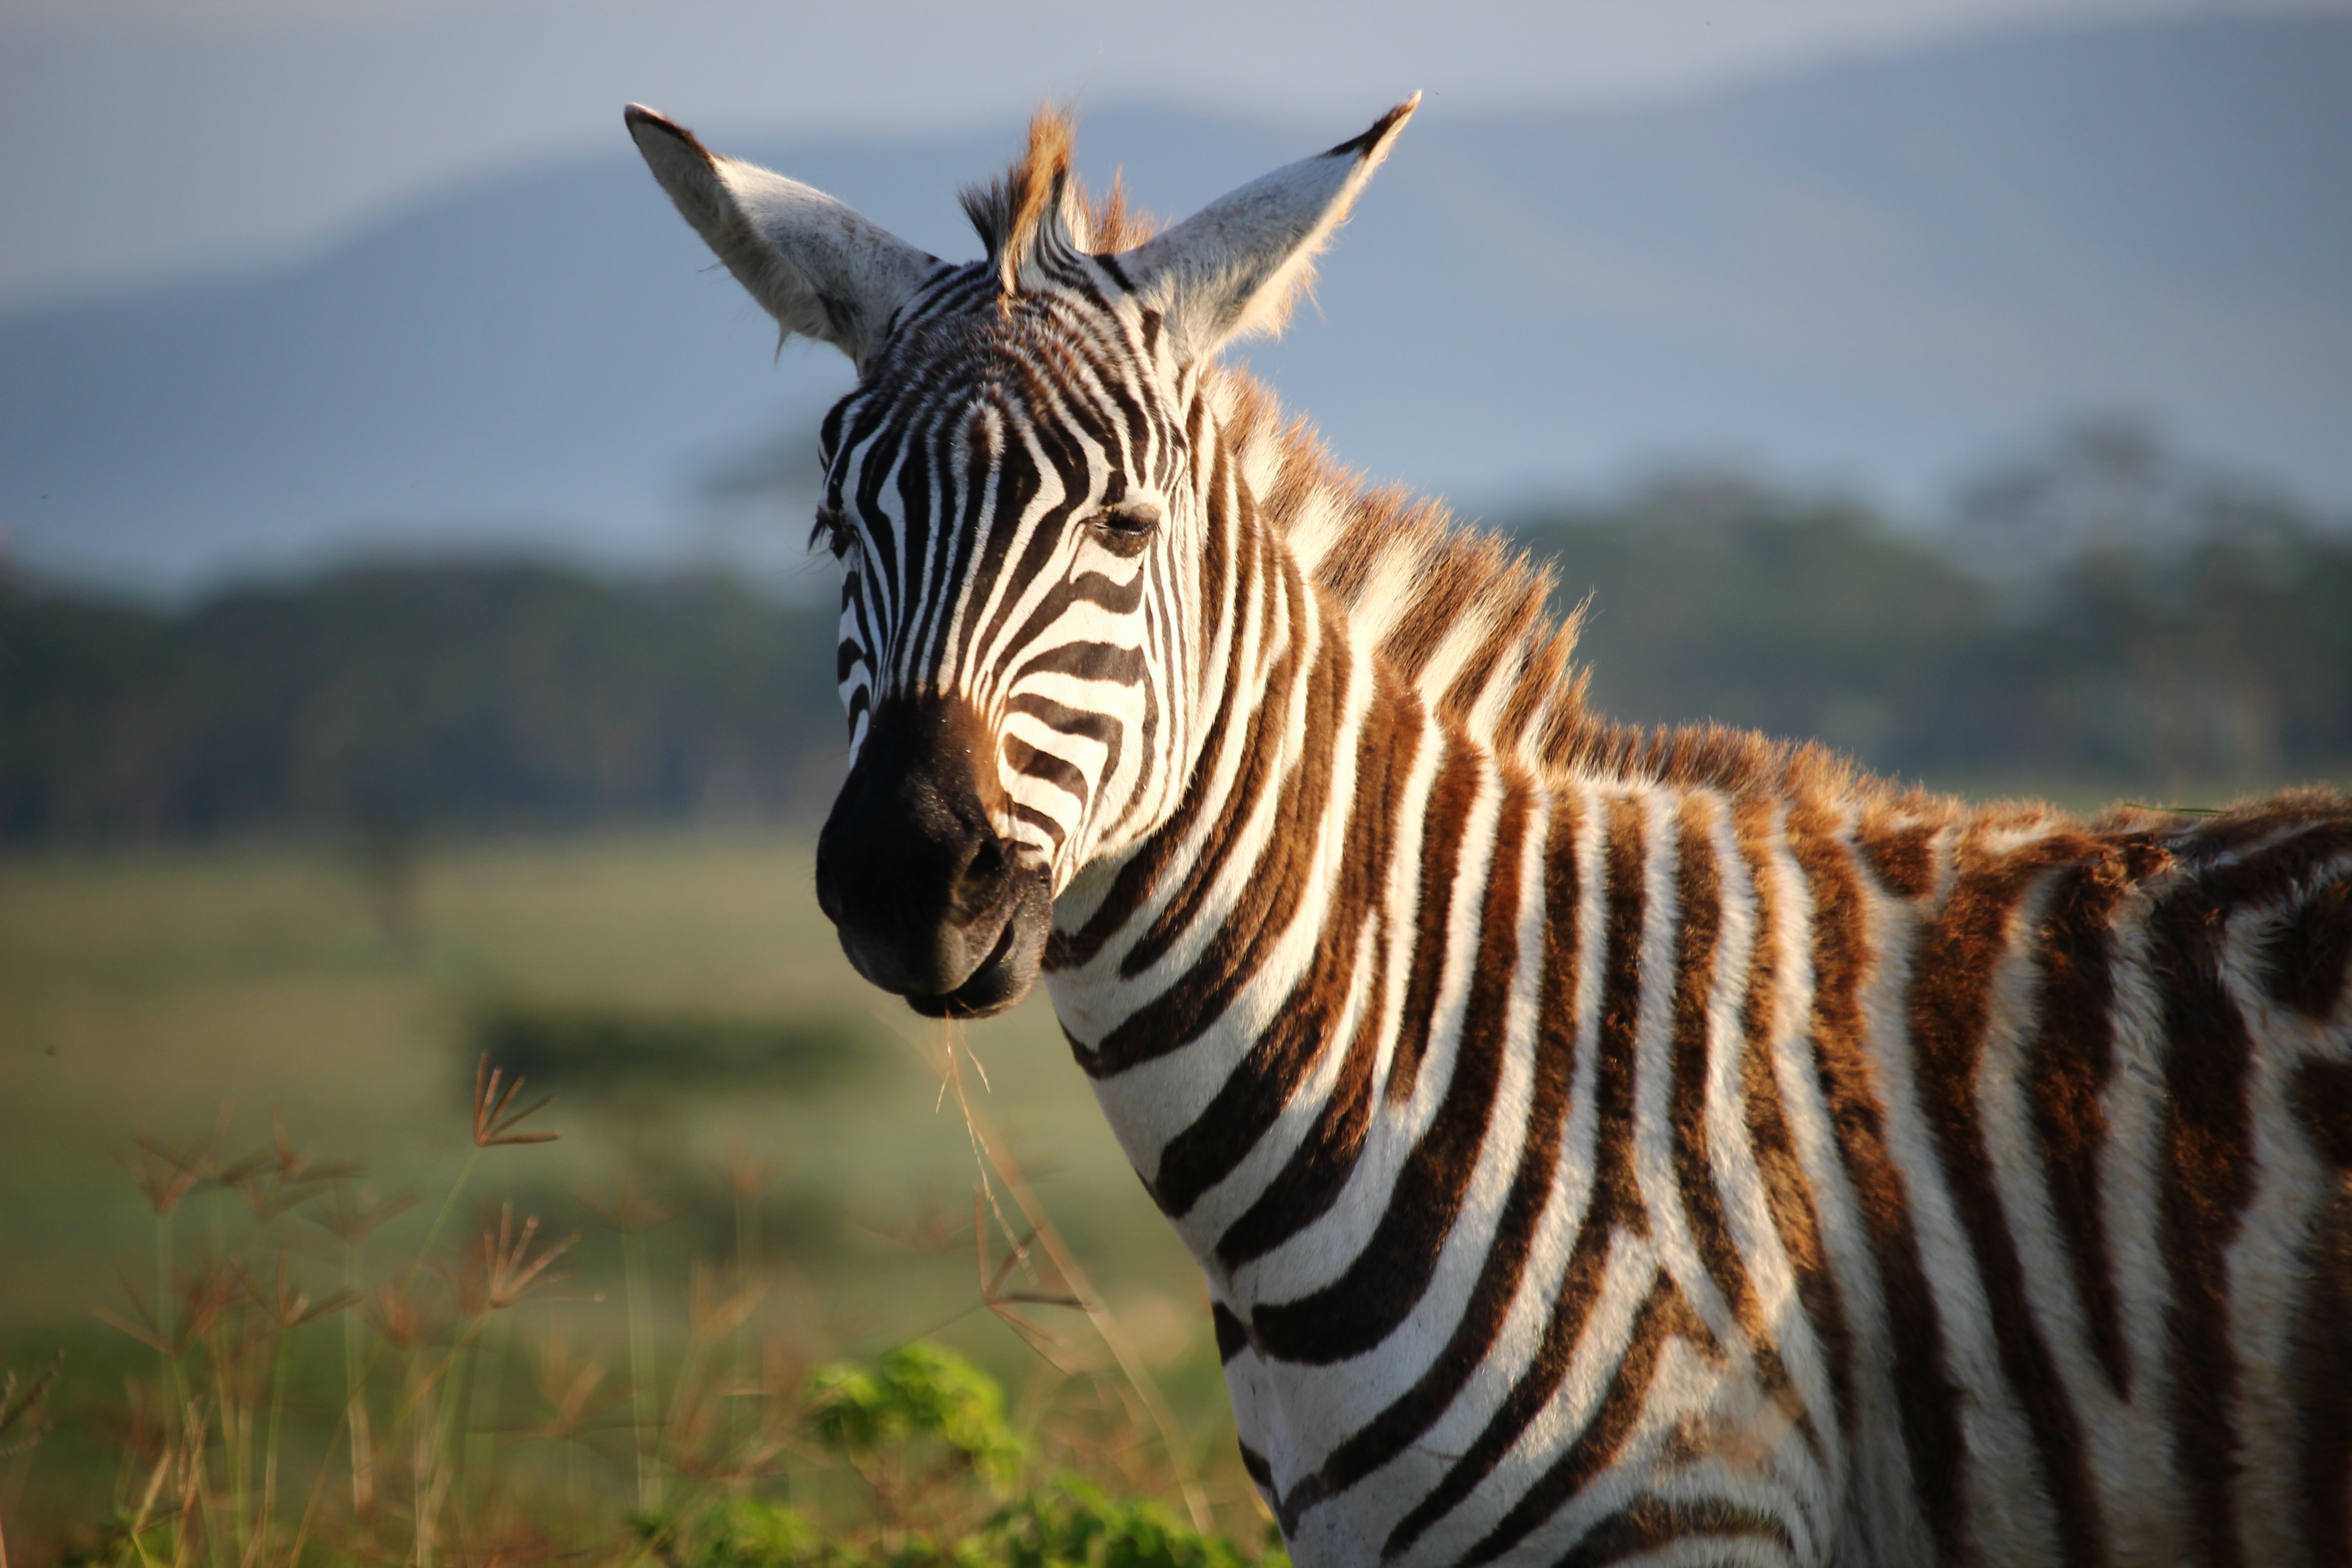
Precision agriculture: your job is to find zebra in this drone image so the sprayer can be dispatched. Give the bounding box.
[627,98,2352,1567]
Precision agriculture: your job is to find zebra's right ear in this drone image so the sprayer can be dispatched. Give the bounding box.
[1118,94,1418,367]
[627,105,941,372]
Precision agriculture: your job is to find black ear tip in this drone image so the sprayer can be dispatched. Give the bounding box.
[1324,92,1421,160]
[625,104,714,162]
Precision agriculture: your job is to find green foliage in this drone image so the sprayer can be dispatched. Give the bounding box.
[958,1476,1287,1568]
[668,1480,1289,1568]
[1514,444,2352,786]
[19,1079,1266,1568]
[808,1343,1026,1491]
[662,1499,841,1568]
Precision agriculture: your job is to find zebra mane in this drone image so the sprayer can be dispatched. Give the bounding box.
[960,106,1156,295]
[1203,365,1900,806]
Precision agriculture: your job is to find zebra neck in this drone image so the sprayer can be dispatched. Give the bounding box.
[1047,524,1474,1276]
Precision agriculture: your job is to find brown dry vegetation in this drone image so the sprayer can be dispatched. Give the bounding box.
[0,832,1270,1564]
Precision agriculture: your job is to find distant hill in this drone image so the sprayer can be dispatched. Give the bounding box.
[2,13,2347,594]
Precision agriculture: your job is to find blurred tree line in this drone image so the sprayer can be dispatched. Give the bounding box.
[2,422,2346,845]
[0,564,845,842]
[1514,419,2352,792]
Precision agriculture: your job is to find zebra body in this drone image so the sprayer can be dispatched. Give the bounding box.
[628,98,2352,1566]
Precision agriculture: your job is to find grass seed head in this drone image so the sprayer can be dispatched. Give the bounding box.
[473,1054,560,1147]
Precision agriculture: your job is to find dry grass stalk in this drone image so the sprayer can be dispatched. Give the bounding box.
[471,1057,559,1148]
[887,1008,1213,1533]
[40,1048,1251,1566]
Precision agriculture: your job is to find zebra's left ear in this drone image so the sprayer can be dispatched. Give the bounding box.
[1119,94,1418,366]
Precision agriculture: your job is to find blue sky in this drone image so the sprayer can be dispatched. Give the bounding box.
[1,0,2308,310]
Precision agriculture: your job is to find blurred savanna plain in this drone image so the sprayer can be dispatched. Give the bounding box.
[5,415,2350,1562]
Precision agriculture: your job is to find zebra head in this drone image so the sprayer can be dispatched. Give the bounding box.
[629,99,1415,1017]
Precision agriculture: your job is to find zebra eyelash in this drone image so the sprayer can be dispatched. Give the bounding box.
[1086,497,1162,557]
[810,505,856,561]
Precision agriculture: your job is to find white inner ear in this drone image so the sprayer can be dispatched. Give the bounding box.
[1120,95,1417,366]
[627,104,941,372]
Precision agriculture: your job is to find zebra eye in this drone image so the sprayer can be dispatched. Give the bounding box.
[1088,498,1162,556]
[811,505,857,561]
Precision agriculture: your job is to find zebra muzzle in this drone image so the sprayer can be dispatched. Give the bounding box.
[813,696,1053,1019]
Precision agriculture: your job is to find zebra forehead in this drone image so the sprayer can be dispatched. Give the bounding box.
[831,321,1167,510]
[834,374,1133,499]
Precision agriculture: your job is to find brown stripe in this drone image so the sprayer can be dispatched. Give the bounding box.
[1458,1276,1721,1566]
[1384,739,1487,1102]
[1787,796,1970,1566]
[1909,826,2110,1568]
[1432,590,1522,725]
[1668,797,1818,1462]
[1276,793,1583,1522]
[1248,777,1530,1365]
[1591,794,1654,1245]
[1376,795,1650,1557]
[2289,1183,2352,1568]
[1733,796,1856,1442]
[1079,559,1341,1078]
[2151,821,2352,1568]
[2263,873,2352,1022]
[1150,665,1414,1220]
[1559,1497,1799,1567]
[1191,392,1230,656]
[1859,815,1940,900]
[2022,841,2164,1401]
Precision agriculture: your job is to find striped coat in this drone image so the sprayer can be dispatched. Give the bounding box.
[630,98,2352,1567]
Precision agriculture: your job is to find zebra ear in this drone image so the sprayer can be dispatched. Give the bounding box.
[627,104,941,372]
[1120,94,1418,366]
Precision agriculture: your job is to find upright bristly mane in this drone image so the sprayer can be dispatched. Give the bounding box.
[960,106,1156,294]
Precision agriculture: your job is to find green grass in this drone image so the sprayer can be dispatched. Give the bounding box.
[10,777,2324,1556]
[0,830,1246,1562]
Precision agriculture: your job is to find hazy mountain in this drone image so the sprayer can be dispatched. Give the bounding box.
[4,13,2345,595]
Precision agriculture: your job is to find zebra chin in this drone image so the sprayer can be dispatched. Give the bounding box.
[822,863,1053,1019]
[898,877,1053,1019]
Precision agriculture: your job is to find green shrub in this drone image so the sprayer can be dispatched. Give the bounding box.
[808,1342,1025,1492]
[670,1479,1290,1568]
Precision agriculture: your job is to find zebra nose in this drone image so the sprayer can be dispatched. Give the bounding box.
[815,823,1014,996]
[813,696,1029,1000]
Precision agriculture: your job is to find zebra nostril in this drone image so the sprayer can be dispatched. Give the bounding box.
[954,836,1012,916]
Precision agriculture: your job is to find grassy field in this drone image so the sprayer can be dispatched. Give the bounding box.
[0,772,2329,1559]
[0,830,1246,1562]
